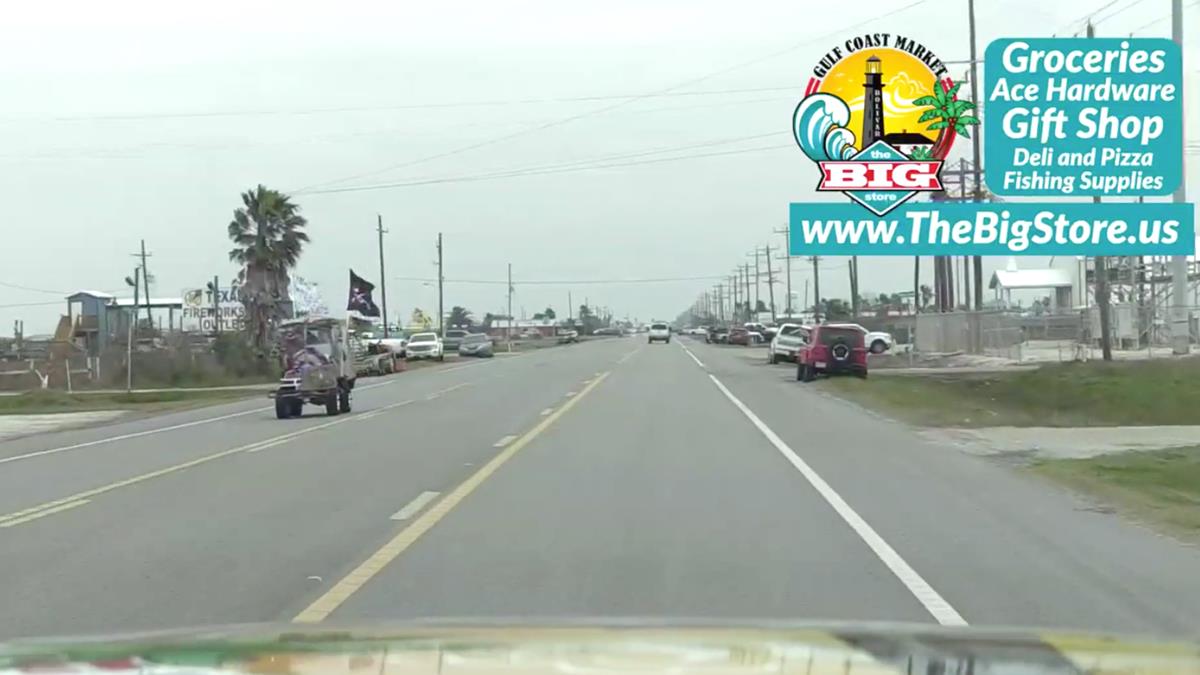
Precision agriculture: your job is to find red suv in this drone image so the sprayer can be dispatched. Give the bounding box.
[796,324,868,381]
[727,328,751,345]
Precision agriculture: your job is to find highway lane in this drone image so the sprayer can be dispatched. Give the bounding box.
[4,333,1200,640]
[321,335,1200,636]
[683,338,1200,635]
[0,337,634,638]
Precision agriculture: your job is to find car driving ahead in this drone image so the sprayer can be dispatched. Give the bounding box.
[457,332,494,357]
[648,322,671,343]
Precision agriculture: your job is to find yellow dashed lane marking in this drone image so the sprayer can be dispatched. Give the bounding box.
[292,371,611,623]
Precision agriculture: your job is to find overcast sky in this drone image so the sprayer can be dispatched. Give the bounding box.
[1,0,1197,333]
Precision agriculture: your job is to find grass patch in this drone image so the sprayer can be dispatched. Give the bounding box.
[825,357,1200,427]
[0,389,258,415]
[1031,447,1200,539]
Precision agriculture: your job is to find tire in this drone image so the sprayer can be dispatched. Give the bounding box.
[648,338,652,344]
[857,370,869,380]
[275,398,291,419]
[338,389,351,413]
[870,340,886,354]
[768,350,776,364]
[438,354,445,362]
[666,337,670,343]
[325,393,339,416]
[289,399,303,417]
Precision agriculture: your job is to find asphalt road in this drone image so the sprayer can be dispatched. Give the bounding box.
[2,336,1200,639]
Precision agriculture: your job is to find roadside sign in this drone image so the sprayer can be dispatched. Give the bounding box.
[181,287,246,333]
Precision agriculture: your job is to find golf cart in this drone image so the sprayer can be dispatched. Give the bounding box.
[270,317,357,418]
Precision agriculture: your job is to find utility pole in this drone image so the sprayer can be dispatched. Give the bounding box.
[913,257,921,314]
[131,240,153,328]
[568,291,573,322]
[739,261,748,317]
[1088,21,1113,362]
[967,0,984,311]
[377,215,389,338]
[849,256,859,317]
[1170,0,1189,354]
[435,232,444,337]
[507,263,513,350]
[811,256,821,323]
[774,227,792,316]
[731,273,739,322]
[126,267,137,392]
[764,244,777,322]
[207,275,221,333]
[753,250,761,310]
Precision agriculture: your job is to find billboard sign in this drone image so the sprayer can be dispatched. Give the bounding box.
[181,286,246,333]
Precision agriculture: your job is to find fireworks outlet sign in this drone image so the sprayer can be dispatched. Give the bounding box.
[984,38,1183,197]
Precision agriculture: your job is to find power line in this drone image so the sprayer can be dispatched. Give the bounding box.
[306,143,788,195]
[1130,0,1199,32]
[394,274,734,286]
[0,300,64,309]
[1054,0,1125,34]
[0,280,68,295]
[292,0,931,193]
[1092,0,1152,24]
[10,86,801,124]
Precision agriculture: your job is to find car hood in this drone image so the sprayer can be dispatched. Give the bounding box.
[1,622,1196,675]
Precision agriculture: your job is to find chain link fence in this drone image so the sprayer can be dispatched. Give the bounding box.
[912,306,1200,364]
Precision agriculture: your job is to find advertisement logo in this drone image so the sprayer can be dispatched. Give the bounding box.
[793,36,978,215]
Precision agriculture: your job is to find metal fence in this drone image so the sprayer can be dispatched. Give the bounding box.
[911,305,1200,363]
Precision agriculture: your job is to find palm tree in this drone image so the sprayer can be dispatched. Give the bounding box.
[447,306,473,328]
[913,81,980,160]
[227,185,310,350]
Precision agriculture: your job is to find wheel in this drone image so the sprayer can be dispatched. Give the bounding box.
[338,389,351,413]
[648,338,652,344]
[798,363,815,382]
[870,340,886,354]
[768,350,776,364]
[438,353,445,362]
[325,393,339,416]
[289,399,303,417]
[275,398,291,419]
[857,370,869,380]
[665,337,670,343]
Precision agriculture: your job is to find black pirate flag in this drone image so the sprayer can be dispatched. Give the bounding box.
[347,270,381,317]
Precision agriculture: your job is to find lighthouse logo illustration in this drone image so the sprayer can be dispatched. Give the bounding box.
[794,39,978,216]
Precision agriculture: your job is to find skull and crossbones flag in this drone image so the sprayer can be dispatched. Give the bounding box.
[347,269,381,317]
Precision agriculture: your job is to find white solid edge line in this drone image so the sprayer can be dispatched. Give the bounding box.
[539,408,554,416]
[677,341,705,368]
[706,372,968,627]
[493,434,518,448]
[0,379,397,466]
[390,491,441,520]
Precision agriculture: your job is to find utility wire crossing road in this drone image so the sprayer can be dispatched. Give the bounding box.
[0,337,1199,638]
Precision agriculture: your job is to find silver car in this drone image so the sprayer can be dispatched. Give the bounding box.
[457,333,494,357]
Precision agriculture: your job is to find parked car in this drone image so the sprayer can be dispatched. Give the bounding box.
[648,322,671,344]
[593,327,622,336]
[834,323,895,354]
[375,337,407,358]
[727,327,752,345]
[443,329,469,351]
[706,326,729,344]
[406,332,444,361]
[556,329,579,344]
[457,332,494,357]
[796,324,868,381]
[767,323,808,364]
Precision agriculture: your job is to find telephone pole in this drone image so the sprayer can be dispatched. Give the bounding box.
[763,244,777,322]
[811,256,822,323]
[1170,0,1189,354]
[748,249,761,310]
[774,227,792,316]
[849,256,860,317]
[731,273,740,321]
[1089,18,1113,360]
[377,215,389,338]
[435,232,444,337]
[507,263,513,349]
[743,264,752,318]
[967,0,984,311]
[131,240,153,327]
